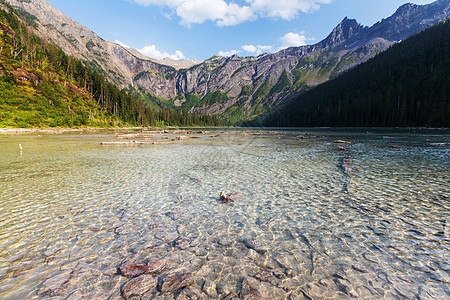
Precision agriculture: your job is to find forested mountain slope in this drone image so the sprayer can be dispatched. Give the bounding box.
[258,20,450,128]
[0,1,222,128]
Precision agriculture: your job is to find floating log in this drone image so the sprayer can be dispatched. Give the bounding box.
[176,136,199,141]
[391,145,403,149]
[100,141,173,146]
[297,134,319,139]
[430,143,450,146]
[339,147,348,151]
[335,140,353,144]
[220,191,229,202]
[383,136,406,139]
[117,134,154,140]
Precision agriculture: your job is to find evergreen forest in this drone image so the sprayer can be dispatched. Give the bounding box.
[259,20,450,128]
[0,1,223,128]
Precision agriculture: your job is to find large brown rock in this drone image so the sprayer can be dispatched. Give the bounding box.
[147,258,167,274]
[121,275,157,298]
[119,261,149,277]
[158,273,194,293]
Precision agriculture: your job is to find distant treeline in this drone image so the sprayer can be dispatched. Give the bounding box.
[259,20,450,128]
[0,1,223,127]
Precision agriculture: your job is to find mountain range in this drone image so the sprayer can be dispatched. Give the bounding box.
[258,20,450,128]
[3,0,450,124]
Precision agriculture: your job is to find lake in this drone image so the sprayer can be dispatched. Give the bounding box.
[0,128,449,299]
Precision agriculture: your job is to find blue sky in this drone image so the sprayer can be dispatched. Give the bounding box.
[45,0,436,61]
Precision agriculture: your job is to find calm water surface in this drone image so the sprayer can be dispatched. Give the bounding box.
[0,129,449,299]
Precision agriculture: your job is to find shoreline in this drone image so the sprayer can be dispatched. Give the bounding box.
[0,127,165,135]
[1,127,448,136]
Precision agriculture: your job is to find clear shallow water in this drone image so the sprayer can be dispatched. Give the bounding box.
[0,129,449,299]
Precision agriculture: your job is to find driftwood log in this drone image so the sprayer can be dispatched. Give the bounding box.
[335,140,353,144]
[220,192,241,203]
[100,141,173,146]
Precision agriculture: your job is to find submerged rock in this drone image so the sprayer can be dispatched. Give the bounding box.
[38,271,73,296]
[176,286,202,299]
[121,275,157,298]
[166,211,183,221]
[158,273,194,293]
[173,237,191,250]
[43,247,61,257]
[147,259,167,274]
[119,261,149,277]
[241,277,262,299]
[148,222,160,229]
[202,280,218,298]
[120,259,167,278]
[114,223,135,235]
[341,156,352,177]
[243,238,268,254]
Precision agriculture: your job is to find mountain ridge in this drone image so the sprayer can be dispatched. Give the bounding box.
[4,0,450,124]
[258,20,450,127]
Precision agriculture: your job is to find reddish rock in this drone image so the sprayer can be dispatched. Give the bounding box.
[158,273,194,293]
[121,275,157,298]
[119,261,149,277]
[147,258,167,274]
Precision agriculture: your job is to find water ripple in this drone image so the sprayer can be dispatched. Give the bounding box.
[0,130,448,299]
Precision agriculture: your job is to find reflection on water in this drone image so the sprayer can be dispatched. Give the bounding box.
[0,129,449,299]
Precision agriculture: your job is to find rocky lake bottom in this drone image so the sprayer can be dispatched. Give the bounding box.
[0,128,449,299]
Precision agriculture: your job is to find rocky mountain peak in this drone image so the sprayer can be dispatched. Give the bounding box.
[394,2,418,15]
[321,17,366,49]
[368,0,450,41]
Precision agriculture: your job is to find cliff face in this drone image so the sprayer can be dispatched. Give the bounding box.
[5,0,450,121]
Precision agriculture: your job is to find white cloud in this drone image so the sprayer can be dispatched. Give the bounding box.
[242,44,273,55]
[250,0,333,20]
[130,0,183,7]
[129,0,333,27]
[115,40,131,48]
[279,32,308,49]
[138,45,186,60]
[218,49,240,57]
[176,0,228,27]
[217,3,255,26]
[221,30,313,58]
